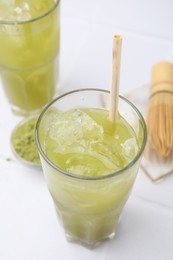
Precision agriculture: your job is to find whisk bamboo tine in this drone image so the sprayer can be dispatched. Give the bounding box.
[146,61,173,159]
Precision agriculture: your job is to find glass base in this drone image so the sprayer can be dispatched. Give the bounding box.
[9,80,60,117]
[53,201,122,249]
[65,231,116,249]
[11,104,43,117]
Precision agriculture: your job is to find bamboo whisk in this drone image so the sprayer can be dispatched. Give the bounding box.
[146,61,173,158]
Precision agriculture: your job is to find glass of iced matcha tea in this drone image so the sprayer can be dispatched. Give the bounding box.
[35,89,147,248]
[0,0,60,116]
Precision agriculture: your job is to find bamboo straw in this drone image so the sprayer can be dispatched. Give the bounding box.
[109,35,122,122]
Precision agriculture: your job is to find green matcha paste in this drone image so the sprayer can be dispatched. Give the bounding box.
[11,117,40,165]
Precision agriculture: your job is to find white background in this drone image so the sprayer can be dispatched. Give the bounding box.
[1,0,173,259]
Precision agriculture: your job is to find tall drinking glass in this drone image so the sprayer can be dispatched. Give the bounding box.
[0,0,60,116]
[35,89,147,248]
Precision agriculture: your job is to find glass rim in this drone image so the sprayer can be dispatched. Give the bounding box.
[35,88,147,181]
[0,0,60,25]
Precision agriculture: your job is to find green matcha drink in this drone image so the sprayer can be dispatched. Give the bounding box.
[36,89,147,248]
[0,0,60,115]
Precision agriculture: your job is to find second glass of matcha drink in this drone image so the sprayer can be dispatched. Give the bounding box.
[36,88,147,248]
[0,0,60,116]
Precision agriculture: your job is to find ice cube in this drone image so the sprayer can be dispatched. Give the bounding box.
[21,2,30,11]
[12,5,32,21]
[89,141,124,171]
[88,148,119,172]
[0,1,32,22]
[49,109,104,154]
[65,153,111,176]
[14,6,22,15]
[66,164,94,176]
[121,137,138,161]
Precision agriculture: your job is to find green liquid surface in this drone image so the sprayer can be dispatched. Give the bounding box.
[44,108,140,176]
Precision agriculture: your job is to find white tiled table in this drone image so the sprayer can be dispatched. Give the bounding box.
[1,1,173,259]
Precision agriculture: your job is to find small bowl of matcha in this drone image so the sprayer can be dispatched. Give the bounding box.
[11,116,41,167]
